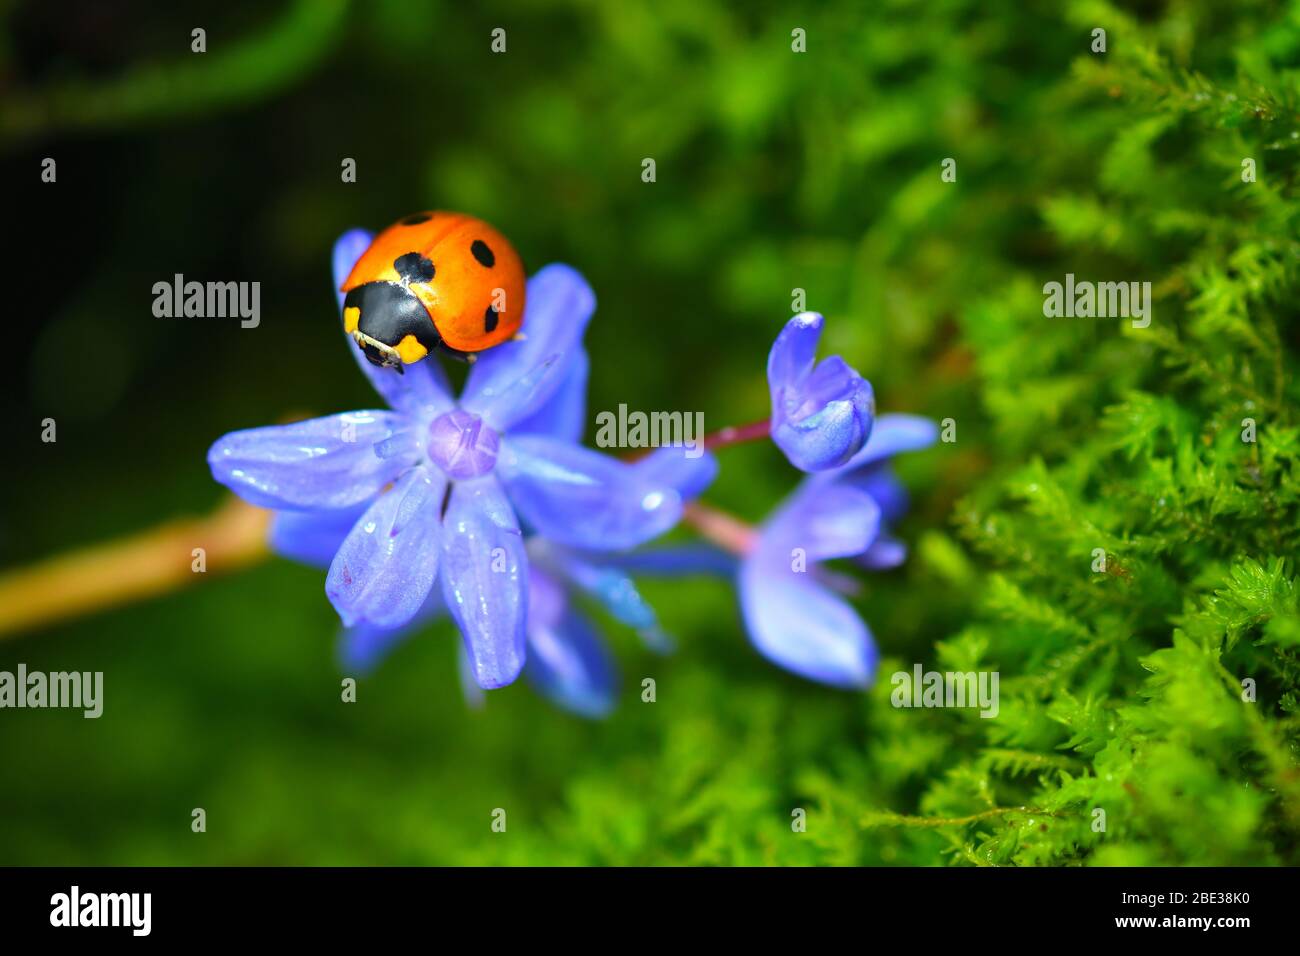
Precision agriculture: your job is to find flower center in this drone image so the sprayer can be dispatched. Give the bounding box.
[426,409,500,480]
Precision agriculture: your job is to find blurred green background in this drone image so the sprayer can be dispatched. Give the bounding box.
[2,0,1298,865]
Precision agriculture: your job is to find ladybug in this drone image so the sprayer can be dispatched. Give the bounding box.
[340,211,526,371]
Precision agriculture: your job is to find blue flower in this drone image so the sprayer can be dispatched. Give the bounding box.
[209,229,683,689]
[270,445,718,718]
[267,518,624,717]
[519,445,718,713]
[768,312,875,472]
[825,413,938,572]
[738,413,937,689]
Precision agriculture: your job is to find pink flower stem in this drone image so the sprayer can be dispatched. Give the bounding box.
[702,418,771,452]
[624,419,770,557]
[681,501,757,557]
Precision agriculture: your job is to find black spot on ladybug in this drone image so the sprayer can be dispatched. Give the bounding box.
[470,240,495,268]
[484,304,499,333]
[394,252,435,283]
[401,213,431,225]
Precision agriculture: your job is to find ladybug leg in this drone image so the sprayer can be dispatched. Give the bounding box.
[435,340,477,364]
[351,332,405,373]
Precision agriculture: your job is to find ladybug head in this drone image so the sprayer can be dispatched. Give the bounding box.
[342,253,442,371]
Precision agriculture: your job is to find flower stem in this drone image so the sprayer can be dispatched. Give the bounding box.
[702,417,771,451]
[0,497,269,639]
[681,501,757,557]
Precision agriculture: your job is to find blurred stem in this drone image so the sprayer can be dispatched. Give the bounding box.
[0,0,349,149]
[681,501,755,556]
[625,415,770,556]
[0,497,269,640]
[702,418,770,451]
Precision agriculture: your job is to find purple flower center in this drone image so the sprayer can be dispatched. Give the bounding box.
[426,409,500,480]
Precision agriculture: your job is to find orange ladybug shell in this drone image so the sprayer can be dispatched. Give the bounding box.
[342,212,526,353]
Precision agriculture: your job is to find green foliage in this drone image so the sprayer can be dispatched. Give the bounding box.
[3,0,1300,865]
[907,3,1300,864]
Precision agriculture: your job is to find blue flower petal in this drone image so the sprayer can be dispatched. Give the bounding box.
[497,434,682,550]
[556,552,659,632]
[767,311,823,389]
[465,351,568,433]
[629,446,718,502]
[765,482,882,562]
[339,622,412,674]
[846,466,910,523]
[208,412,416,511]
[858,534,908,571]
[768,313,875,472]
[739,556,878,689]
[524,568,618,718]
[598,543,739,577]
[460,264,595,430]
[332,228,374,312]
[439,474,528,689]
[337,588,445,674]
[508,347,589,443]
[834,413,938,474]
[269,505,366,567]
[325,466,445,629]
[528,560,568,624]
[332,228,455,419]
[771,398,872,473]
